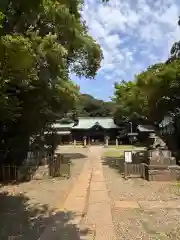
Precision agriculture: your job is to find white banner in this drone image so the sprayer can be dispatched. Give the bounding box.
[124,151,132,163]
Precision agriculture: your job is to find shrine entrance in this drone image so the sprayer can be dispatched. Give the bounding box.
[88,135,104,145]
[87,123,106,145]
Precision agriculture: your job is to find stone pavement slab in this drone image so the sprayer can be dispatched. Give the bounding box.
[89,190,109,204]
[83,147,116,240]
[39,146,116,240]
[91,175,105,182]
[90,181,107,191]
[39,155,92,240]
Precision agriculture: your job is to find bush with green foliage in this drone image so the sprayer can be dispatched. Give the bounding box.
[0,0,103,164]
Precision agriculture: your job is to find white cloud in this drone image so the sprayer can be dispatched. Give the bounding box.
[78,0,180,99]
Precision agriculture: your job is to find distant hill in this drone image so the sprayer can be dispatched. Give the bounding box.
[75,94,117,117]
[59,94,117,123]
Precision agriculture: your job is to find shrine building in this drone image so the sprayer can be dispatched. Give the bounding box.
[51,117,123,145]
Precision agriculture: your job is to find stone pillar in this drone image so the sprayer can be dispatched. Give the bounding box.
[104,136,109,148]
[116,138,118,146]
[74,139,76,147]
[83,136,87,147]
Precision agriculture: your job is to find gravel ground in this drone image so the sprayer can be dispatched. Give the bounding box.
[0,146,88,240]
[102,155,180,240]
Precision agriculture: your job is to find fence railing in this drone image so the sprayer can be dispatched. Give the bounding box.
[123,150,147,179]
[0,165,18,181]
[49,154,70,178]
[0,152,71,182]
[124,163,145,179]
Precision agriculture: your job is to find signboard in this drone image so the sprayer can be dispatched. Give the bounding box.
[124,151,132,163]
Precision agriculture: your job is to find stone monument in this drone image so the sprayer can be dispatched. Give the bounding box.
[143,133,180,181]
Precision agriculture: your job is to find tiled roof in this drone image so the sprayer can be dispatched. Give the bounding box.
[72,117,119,129]
[56,131,71,135]
[137,125,155,132]
[52,123,74,129]
[44,130,71,135]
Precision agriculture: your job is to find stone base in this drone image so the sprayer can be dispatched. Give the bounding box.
[147,149,176,165]
[144,164,180,181]
[148,169,172,181]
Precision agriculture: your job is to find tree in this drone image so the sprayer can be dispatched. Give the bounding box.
[112,16,180,145]
[0,0,103,164]
[75,94,116,117]
[167,17,180,62]
[113,59,180,126]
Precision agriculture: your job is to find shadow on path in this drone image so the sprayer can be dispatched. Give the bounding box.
[61,153,87,160]
[0,191,90,240]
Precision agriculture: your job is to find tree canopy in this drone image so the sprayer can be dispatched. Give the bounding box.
[75,94,116,117]
[113,60,180,124]
[113,18,180,125]
[0,0,103,163]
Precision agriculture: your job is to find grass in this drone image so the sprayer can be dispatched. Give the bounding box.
[104,145,146,158]
[110,145,146,150]
[104,150,124,158]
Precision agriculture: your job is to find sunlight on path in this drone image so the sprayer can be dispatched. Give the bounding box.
[39,146,116,240]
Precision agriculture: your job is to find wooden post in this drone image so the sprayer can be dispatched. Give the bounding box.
[124,162,128,180]
[124,151,132,180]
[74,139,76,147]
[116,138,118,146]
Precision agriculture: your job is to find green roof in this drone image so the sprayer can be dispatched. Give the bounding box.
[52,123,74,129]
[56,131,71,135]
[72,117,119,129]
[44,130,71,135]
[137,125,155,132]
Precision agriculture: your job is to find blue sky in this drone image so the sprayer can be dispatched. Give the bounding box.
[72,0,180,101]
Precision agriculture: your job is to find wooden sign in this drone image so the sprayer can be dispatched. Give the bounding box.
[124,151,132,163]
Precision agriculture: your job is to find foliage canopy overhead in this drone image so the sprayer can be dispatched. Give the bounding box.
[113,17,180,125]
[0,0,103,163]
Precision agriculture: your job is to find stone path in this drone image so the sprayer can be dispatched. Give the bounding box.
[82,147,116,240]
[39,146,116,240]
[2,146,180,239]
